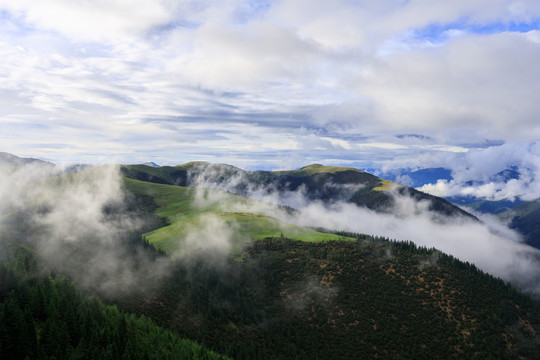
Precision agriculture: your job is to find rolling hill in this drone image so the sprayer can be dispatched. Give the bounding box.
[123,178,354,256]
[1,156,539,359]
[121,162,475,220]
[118,175,540,359]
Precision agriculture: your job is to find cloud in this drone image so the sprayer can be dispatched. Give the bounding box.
[0,0,174,42]
[0,0,540,171]
[4,154,540,300]
[185,21,322,89]
[179,164,540,296]
[172,213,241,266]
[281,275,337,313]
[0,161,172,298]
[284,195,540,296]
[354,31,540,141]
[266,0,540,50]
[417,142,540,201]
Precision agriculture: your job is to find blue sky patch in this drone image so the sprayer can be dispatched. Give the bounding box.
[414,17,540,43]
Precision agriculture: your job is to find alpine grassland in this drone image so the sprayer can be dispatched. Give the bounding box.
[123,178,354,256]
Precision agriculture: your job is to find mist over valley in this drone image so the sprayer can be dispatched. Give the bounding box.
[1,153,540,358]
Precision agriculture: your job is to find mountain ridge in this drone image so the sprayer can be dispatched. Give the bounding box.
[1,156,539,359]
[121,162,476,221]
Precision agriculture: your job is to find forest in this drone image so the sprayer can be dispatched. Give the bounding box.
[0,243,229,360]
[1,185,539,359]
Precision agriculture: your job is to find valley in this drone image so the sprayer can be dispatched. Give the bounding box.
[1,156,540,359]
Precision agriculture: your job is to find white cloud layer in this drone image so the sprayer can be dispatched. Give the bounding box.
[0,161,172,297]
[0,0,539,180]
[418,143,540,201]
[287,200,540,296]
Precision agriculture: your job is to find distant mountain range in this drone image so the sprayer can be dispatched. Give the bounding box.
[375,167,453,188]
[377,166,521,190]
[0,152,92,174]
[0,151,55,168]
[377,165,540,248]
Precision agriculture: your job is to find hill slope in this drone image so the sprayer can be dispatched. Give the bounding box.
[117,178,540,359]
[0,244,230,360]
[2,164,539,359]
[499,199,540,248]
[123,178,354,256]
[121,234,540,359]
[121,162,475,220]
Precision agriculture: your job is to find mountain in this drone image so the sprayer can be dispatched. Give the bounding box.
[109,179,540,358]
[122,177,353,256]
[378,166,519,190]
[375,165,540,246]
[448,196,524,215]
[403,166,523,215]
[374,166,524,215]
[491,167,520,183]
[498,199,540,248]
[0,152,55,169]
[0,152,95,177]
[2,162,539,359]
[121,162,475,220]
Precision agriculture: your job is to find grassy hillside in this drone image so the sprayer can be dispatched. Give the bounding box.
[2,163,538,359]
[121,162,475,220]
[275,163,366,176]
[123,178,353,256]
[119,178,540,359]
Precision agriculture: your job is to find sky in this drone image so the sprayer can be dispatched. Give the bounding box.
[1,0,540,198]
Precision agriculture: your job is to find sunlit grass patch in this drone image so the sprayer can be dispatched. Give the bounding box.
[123,178,354,256]
[373,179,395,191]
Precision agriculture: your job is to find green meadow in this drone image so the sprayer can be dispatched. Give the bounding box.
[123,178,353,256]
